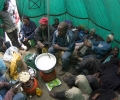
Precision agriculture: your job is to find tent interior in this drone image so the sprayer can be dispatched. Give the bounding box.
[0,0,120,50]
[1,0,120,100]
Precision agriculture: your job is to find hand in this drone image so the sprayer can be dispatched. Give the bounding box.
[19,33,22,38]
[84,39,92,47]
[93,72,100,78]
[37,41,44,49]
[35,44,39,49]
[10,87,18,94]
[91,93,101,100]
[23,37,28,42]
[53,44,60,50]
[1,81,9,86]
[3,25,6,29]
[2,43,7,50]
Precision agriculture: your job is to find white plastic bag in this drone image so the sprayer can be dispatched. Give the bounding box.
[3,46,18,62]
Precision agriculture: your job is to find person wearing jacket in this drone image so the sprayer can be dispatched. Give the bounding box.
[84,33,114,59]
[48,22,75,75]
[19,16,37,51]
[0,75,27,100]
[34,17,55,54]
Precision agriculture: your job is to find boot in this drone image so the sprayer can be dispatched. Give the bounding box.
[49,91,66,99]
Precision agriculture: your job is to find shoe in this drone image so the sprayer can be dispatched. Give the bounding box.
[26,46,31,51]
[50,91,66,99]
[59,70,66,76]
[49,92,58,99]
[19,47,24,50]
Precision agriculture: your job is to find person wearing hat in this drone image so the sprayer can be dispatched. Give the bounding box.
[19,15,37,51]
[64,20,73,30]
[0,1,23,50]
[85,28,102,42]
[34,17,55,54]
[84,33,114,59]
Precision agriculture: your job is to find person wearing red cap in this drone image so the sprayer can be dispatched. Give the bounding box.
[34,17,55,54]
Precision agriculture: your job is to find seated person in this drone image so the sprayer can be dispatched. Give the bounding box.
[84,29,104,42]
[48,22,75,76]
[84,33,114,59]
[0,36,11,53]
[75,27,89,50]
[71,47,119,75]
[76,29,103,57]
[0,75,27,100]
[34,17,55,54]
[19,15,37,51]
[52,18,59,30]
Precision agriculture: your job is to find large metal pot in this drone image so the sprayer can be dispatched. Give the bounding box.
[35,53,56,73]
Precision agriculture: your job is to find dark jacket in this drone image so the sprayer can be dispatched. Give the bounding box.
[34,25,55,44]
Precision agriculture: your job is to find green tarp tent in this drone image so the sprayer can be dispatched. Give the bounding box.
[0,0,120,50]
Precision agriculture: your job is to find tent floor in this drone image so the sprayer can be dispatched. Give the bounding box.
[20,47,70,100]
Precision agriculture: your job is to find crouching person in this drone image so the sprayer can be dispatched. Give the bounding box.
[0,75,27,100]
[50,74,100,100]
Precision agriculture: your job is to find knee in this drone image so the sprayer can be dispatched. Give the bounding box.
[62,54,68,61]
[20,38,23,42]
[89,57,95,62]
[16,93,26,100]
[48,47,54,53]
[66,87,83,99]
[76,75,86,83]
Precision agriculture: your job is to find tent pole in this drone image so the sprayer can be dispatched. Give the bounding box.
[47,0,50,47]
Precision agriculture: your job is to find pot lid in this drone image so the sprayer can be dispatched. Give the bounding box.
[35,53,56,71]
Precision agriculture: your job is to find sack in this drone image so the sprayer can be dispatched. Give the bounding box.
[10,52,22,80]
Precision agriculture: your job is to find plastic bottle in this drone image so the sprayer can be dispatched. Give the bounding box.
[36,87,43,96]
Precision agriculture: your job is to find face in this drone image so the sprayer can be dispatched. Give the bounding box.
[55,20,59,24]
[111,47,119,57]
[57,26,67,36]
[106,36,111,43]
[90,31,95,36]
[40,24,47,30]
[22,18,29,25]
[4,4,9,10]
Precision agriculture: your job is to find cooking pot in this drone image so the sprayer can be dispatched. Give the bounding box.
[35,53,56,73]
